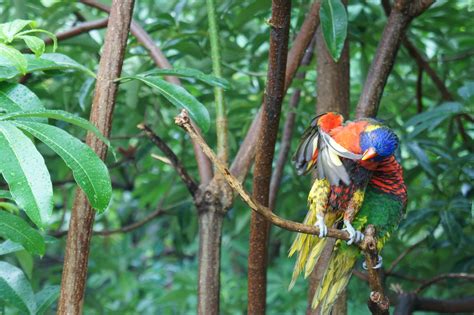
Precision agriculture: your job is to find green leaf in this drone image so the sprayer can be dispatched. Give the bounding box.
[29,53,95,77]
[0,82,45,113]
[121,75,211,132]
[14,121,112,212]
[0,190,12,199]
[0,211,45,255]
[0,43,27,74]
[17,35,45,57]
[320,0,348,62]
[0,20,35,42]
[0,261,37,315]
[405,102,465,137]
[0,121,53,228]
[141,68,230,89]
[35,285,60,315]
[0,53,95,80]
[0,109,110,147]
[0,240,24,255]
[78,77,95,111]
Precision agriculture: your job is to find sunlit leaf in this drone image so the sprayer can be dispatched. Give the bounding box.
[0,43,27,74]
[14,121,112,212]
[0,261,37,314]
[0,211,45,255]
[0,121,53,228]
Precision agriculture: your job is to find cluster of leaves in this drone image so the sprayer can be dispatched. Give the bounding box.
[0,1,472,314]
[0,20,112,314]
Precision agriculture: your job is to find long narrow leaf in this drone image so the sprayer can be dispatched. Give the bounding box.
[121,75,210,132]
[0,211,45,255]
[0,261,37,314]
[141,68,229,89]
[35,285,60,315]
[0,121,52,228]
[0,82,45,114]
[14,121,112,212]
[0,109,110,147]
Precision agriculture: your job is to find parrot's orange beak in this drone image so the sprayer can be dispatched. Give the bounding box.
[362,147,377,161]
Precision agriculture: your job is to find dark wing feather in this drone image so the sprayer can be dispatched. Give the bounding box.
[292,119,320,175]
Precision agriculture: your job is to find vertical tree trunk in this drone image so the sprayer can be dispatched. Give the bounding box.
[307,12,350,315]
[247,1,292,314]
[57,1,134,314]
[197,205,224,315]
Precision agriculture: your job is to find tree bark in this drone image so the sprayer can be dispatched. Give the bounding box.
[247,1,292,314]
[57,1,134,314]
[306,8,350,314]
[356,0,434,118]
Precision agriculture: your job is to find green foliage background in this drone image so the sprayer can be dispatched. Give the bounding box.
[0,0,473,314]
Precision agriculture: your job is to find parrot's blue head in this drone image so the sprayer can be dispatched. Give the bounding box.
[360,124,399,161]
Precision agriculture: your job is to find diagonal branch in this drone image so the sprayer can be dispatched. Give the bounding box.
[44,18,109,45]
[356,0,434,118]
[414,273,474,294]
[175,109,350,240]
[79,0,213,185]
[137,123,198,196]
[229,0,321,181]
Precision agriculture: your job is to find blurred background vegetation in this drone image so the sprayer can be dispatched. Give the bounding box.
[0,0,473,314]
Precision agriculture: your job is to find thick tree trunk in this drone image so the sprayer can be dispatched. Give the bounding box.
[307,11,350,315]
[58,1,135,314]
[247,1,292,314]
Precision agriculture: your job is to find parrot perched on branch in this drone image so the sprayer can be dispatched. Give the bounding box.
[288,112,407,313]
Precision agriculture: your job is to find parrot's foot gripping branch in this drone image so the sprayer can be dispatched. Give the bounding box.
[363,255,383,270]
[343,220,365,245]
[315,214,328,238]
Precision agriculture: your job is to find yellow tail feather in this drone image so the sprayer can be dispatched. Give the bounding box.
[311,247,358,313]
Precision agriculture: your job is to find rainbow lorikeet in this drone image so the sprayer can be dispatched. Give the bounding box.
[288,112,407,312]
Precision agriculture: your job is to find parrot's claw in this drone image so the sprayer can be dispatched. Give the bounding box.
[342,220,364,245]
[362,255,383,270]
[315,214,328,238]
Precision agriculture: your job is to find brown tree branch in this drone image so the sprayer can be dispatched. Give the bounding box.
[79,0,214,185]
[269,35,316,210]
[248,2,292,312]
[137,123,198,196]
[229,0,321,181]
[363,225,390,315]
[52,208,169,237]
[386,237,427,275]
[414,273,474,294]
[58,1,135,313]
[44,18,109,45]
[395,294,474,314]
[175,109,351,240]
[356,0,434,118]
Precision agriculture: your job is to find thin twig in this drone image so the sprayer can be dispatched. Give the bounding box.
[174,109,351,240]
[386,236,427,275]
[44,18,109,45]
[138,123,198,196]
[414,273,474,294]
